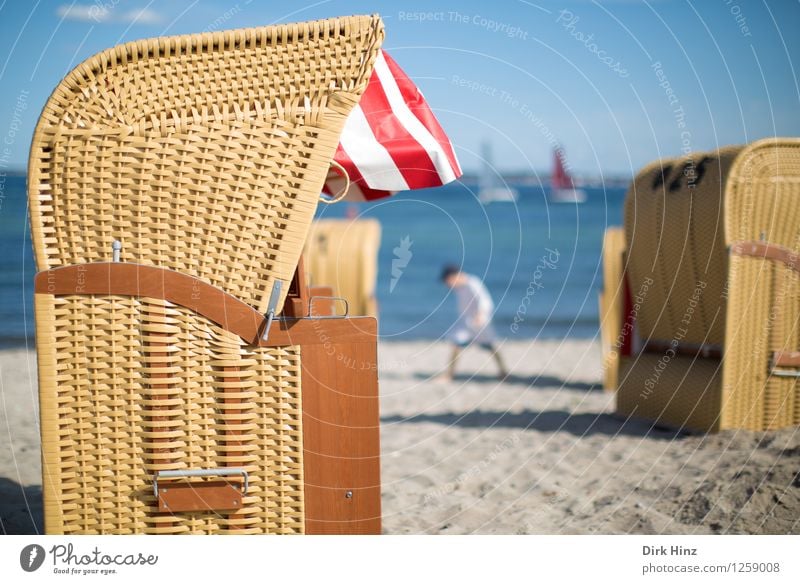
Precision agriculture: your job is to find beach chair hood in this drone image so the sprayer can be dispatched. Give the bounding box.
[29,15,384,314]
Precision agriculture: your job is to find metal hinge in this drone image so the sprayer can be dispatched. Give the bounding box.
[260,280,283,341]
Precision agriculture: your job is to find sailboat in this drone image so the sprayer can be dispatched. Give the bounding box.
[478,141,518,204]
[550,147,586,203]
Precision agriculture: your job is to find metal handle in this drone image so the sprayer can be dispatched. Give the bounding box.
[319,160,350,204]
[112,240,122,262]
[153,468,249,497]
[308,295,349,318]
[261,280,284,341]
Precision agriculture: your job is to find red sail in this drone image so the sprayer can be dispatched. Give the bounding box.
[552,149,572,190]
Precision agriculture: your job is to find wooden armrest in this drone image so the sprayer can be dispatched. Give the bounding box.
[772,351,800,367]
[730,241,800,273]
[34,262,376,347]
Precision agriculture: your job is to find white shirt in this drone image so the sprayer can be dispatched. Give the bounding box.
[451,274,496,345]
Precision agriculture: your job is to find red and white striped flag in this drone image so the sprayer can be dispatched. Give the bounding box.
[324,50,462,201]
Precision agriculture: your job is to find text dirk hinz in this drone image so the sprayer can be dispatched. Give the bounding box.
[643,545,697,556]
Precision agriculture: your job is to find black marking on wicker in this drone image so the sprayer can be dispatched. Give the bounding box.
[652,157,713,193]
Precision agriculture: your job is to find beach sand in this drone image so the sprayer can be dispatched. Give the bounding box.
[2,340,798,535]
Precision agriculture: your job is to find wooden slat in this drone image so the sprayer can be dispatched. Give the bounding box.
[158,481,243,513]
[34,262,376,347]
[302,337,381,534]
[730,241,800,273]
[282,257,310,318]
[773,350,800,367]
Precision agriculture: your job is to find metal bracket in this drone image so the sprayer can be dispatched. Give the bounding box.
[769,368,800,378]
[769,350,800,378]
[308,295,349,319]
[261,280,283,341]
[153,468,249,498]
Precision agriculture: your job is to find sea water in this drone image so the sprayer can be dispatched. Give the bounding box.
[0,174,624,346]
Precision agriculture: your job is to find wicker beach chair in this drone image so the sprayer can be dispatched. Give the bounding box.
[609,139,800,432]
[304,218,381,317]
[723,139,800,430]
[30,16,384,534]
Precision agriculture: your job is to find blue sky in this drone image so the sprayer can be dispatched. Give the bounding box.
[0,0,797,176]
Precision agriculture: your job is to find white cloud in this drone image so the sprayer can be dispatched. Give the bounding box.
[57,5,109,22]
[121,8,162,25]
[57,4,163,25]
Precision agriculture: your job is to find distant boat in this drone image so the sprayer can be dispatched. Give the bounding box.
[550,148,586,203]
[478,141,518,204]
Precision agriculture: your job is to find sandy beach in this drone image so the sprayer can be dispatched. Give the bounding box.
[2,340,798,535]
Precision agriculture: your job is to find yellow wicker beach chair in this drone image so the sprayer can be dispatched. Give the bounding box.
[611,139,800,432]
[723,139,800,430]
[30,16,384,534]
[304,218,382,317]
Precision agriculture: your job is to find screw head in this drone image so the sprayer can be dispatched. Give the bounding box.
[345,490,353,499]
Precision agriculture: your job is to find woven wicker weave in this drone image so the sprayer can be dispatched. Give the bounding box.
[30,15,384,534]
[36,295,304,534]
[614,139,800,432]
[304,218,381,317]
[599,227,625,391]
[616,354,722,433]
[29,15,384,313]
[624,149,740,347]
[722,138,800,430]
